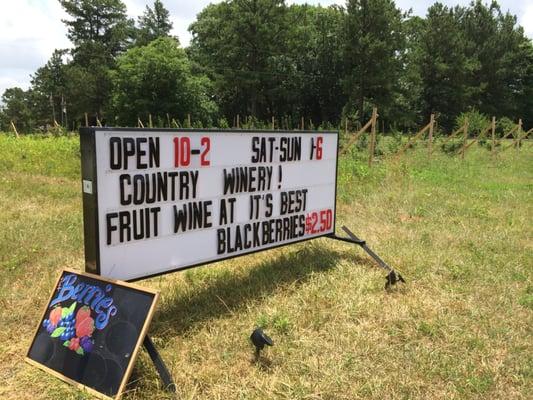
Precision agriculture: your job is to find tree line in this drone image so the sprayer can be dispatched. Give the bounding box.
[1,0,531,133]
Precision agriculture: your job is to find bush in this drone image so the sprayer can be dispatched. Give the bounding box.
[217,118,230,128]
[387,130,404,154]
[496,117,517,138]
[441,138,463,154]
[455,109,490,138]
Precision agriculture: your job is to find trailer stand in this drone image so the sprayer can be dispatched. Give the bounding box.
[329,226,405,289]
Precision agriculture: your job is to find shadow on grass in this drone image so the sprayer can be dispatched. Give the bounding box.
[149,242,369,339]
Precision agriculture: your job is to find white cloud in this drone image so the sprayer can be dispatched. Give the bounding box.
[124,0,219,45]
[0,0,70,97]
[521,3,533,37]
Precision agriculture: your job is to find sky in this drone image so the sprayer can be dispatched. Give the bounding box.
[0,0,532,99]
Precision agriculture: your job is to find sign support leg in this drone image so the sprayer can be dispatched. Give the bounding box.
[143,335,176,392]
[328,226,405,289]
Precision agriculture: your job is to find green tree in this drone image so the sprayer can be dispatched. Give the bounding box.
[111,37,217,125]
[515,40,533,127]
[415,3,468,129]
[60,0,133,61]
[136,0,174,46]
[343,0,405,123]
[189,0,288,119]
[59,0,134,117]
[393,15,425,129]
[462,1,532,122]
[29,50,69,127]
[283,4,346,124]
[0,88,34,132]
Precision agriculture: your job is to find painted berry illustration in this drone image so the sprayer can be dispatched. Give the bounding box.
[76,316,95,338]
[80,336,94,353]
[45,302,99,356]
[42,319,56,334]
[49,303,77,342]
[58,312,76,341]
[49,307,62,326]
[68,337,80,351]
[46,297,112,356]
[76,306,91,323]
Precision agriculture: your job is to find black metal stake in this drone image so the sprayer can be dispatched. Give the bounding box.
[143,335,176,392]
[329,226,405,289]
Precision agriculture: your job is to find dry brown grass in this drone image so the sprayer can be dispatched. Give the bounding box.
[0,134,531,399]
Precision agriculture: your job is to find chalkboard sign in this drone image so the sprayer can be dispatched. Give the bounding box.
[80,128,338,280]
[26,269,158,399]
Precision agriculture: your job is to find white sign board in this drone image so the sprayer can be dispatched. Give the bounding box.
[81,129,338,281]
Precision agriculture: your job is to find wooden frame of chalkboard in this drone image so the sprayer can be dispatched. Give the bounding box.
[25,269,159,400]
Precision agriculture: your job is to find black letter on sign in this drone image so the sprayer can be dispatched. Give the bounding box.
[217,229,226,255]
[106,213,118,245]
[119,174,131,205]
[136,137,147,169]
[149,137,160,168]
[110,137,121,169]
[251,137,260,163]
[123,137,135,169]
[219,199,228,225]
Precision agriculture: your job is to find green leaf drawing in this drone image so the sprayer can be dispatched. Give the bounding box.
[76,347,84,356]
[63,340,71,347]
[61,301,77,318]
[51,327,65,337]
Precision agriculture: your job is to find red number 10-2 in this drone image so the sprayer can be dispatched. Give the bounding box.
[174,137,211,167]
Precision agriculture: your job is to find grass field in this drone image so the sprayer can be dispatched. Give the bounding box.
[0,133,531,399]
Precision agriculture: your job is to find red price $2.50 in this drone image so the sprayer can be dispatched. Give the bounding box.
[305,209,333,234]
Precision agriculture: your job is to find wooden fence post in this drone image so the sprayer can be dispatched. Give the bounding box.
[345,118,348,137]
[516,119,523,149]
[395,114,433,158]
[458,120,492,157]
[341,112,374,155]
[368,107,378,167]
[498,124,519,146]
[10,121,19,138]
[148,114,153,128]
[461,119,468,160]
[428,113,435,157]
[236,114,240,129]
[166,113,170,128]
[442,120,467,145]
[301,116,304,130]
[272,116,275,130]
[502,121,530,151]
[187,114,191,128]
[84,112,89,127]
[491,116,496,155]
